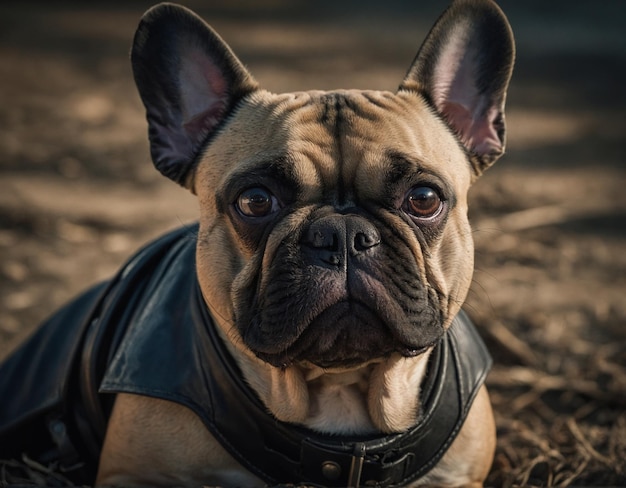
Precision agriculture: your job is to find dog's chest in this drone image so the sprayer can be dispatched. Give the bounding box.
[303,367,377,434]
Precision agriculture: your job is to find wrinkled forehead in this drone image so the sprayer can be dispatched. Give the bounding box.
[206,89,471,199]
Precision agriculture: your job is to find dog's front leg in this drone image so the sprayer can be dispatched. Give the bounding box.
[96,394,264,487]
[417,385,496,488]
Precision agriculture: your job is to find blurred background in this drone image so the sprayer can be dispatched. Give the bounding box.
[0,1,624,486]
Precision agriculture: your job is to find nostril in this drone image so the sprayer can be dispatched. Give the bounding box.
[310,231,338,250]
[304,233,343,267]
[354,231,380,252]
[302,218,345,269]
[303,217,343,251]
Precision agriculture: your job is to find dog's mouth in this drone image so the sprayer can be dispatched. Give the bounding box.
[251,300,441,369]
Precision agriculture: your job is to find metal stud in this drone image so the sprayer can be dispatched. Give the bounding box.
[321,460,342,480]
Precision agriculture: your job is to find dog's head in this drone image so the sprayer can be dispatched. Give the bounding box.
[131,1,514,370]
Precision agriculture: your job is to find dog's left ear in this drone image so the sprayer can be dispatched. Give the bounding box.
[131,3,258,188]
[399,0,515,179]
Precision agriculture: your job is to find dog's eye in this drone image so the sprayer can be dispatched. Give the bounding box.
[236,187,279,218]
[404,186,443,219]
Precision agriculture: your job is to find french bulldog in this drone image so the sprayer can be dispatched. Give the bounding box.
[0,0,514,487]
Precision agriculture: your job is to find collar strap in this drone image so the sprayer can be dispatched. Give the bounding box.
[192,282,492,487]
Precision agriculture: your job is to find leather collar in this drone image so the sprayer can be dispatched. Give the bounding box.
[192,283,492,487]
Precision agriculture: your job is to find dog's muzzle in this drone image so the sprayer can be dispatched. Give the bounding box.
[241,212,444,369]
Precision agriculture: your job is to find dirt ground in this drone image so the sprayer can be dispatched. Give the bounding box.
[1,1,625,487]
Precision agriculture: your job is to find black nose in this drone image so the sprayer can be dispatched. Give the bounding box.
[302,214,381,268]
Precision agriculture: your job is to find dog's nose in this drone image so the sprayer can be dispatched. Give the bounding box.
[302,214,380,267]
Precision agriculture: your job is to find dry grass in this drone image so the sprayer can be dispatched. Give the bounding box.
[485,323,626,487]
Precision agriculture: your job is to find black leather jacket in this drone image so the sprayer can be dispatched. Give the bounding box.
[0,225,492,487]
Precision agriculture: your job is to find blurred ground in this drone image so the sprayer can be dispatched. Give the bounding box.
[0,1,625,486]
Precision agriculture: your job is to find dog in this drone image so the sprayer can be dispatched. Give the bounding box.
[0,1,514,486]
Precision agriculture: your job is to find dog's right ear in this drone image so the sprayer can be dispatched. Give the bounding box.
[131,3,258,188]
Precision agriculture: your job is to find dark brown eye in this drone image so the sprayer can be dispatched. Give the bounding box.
[405,186,443,219]
[236,187,279,218]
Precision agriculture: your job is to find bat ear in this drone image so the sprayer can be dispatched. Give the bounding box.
[131,3,258,188]
[399,0,515,179]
